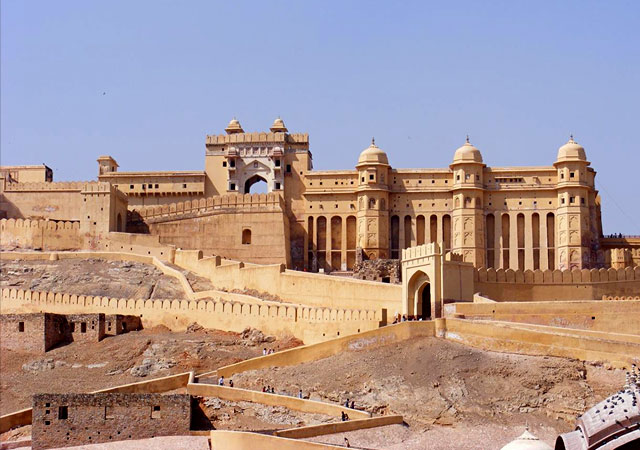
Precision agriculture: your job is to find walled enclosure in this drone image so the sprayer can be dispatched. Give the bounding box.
[446,300,640,336]
[31,393,191,450]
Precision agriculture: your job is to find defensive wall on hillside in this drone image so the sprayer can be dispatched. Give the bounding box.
[0,287,381,344]
[473,266,640,301]
[174,249,403,313]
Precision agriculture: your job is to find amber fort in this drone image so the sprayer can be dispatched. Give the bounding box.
[1,118,639,449]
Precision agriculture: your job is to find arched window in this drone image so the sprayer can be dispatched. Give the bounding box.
[242,229,252,245]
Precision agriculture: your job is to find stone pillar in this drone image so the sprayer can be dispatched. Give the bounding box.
[509,212,518,270]
[524,212,533,271]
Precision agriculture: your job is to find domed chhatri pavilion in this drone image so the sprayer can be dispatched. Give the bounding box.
[501,428,552,450]
[92,118,617,272]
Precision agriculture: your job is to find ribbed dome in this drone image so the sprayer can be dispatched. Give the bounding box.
[270,117,288,133]
[501,429,552,450]
[556,136,586,162]
[225,118,244,134]
[453,137,483,164]
[357,138,389,166]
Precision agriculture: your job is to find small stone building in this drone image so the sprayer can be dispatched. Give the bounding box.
[32,393,191,450]
[0,313,66,353]
[0,313,137,353]
[65,313,106,343]
[104,314,142,336]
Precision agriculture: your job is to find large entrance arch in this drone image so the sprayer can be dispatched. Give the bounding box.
[244,174,268,194]
[401,242,475,320]
[406,270,433,319]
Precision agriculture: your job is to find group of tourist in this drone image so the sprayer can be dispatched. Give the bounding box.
[218,376,233,387]
[392,314,425,324]
[262,385,276,394]
[262,347,275,355]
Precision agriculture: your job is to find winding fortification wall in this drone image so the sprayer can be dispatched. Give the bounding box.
[474,267,640,301]
[0,288,380,344]
[0,218,82,250]
[174,249,402,314]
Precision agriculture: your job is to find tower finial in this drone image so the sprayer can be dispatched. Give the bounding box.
[466,134,470,144]
[371,137,376,146]
[569,133,574,142]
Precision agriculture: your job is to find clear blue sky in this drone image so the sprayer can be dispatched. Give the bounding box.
[2,0,639,234]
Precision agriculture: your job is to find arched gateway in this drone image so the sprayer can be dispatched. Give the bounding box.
[401,242,475,319]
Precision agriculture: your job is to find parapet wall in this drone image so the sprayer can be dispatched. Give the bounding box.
[0,218,82,250]
[0,287,380,345]
[134,192,284,221]
[474,267,640,301]
[3,181,96,191]
[175,249,402,314]
[448,300,640,335]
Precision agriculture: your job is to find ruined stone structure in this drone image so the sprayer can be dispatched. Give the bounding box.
[0,313,67,353]
[353,247,401,283]
[105,314,142,336]
[1,118,637,271]
[0,313,140,353]
[31,393,191,449]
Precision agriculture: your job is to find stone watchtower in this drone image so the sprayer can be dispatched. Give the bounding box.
[553,136,595,270]
[450,138,486,267]
[355,139,391,260]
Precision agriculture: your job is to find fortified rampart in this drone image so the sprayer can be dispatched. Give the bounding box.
[446,300,640,335]
[474,266,640,301]
[174,249,403,314]
[0,218,82,250]
[131,193,291,266]
[0,287,381,344]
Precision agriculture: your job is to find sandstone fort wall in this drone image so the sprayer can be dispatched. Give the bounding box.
[0,218,82,250]
[447,300,640,335]
[474,266,640,301]
[175,249,403,313]
[136,193,291,266]
[0,288,380,345]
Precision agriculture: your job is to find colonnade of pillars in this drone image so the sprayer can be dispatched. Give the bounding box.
[306,215,357,272]
[485,211,555,271]
[390,214,452,259]
[305,211,557,272]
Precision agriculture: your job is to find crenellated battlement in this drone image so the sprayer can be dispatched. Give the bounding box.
[0,287,380,327]
[206,132,308,145]
[4,181,99,192]
[0,218,80,230]
[134,192,284,221]
[401,242,441,261]
[602,295,640,301]
[475,266,640,284]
